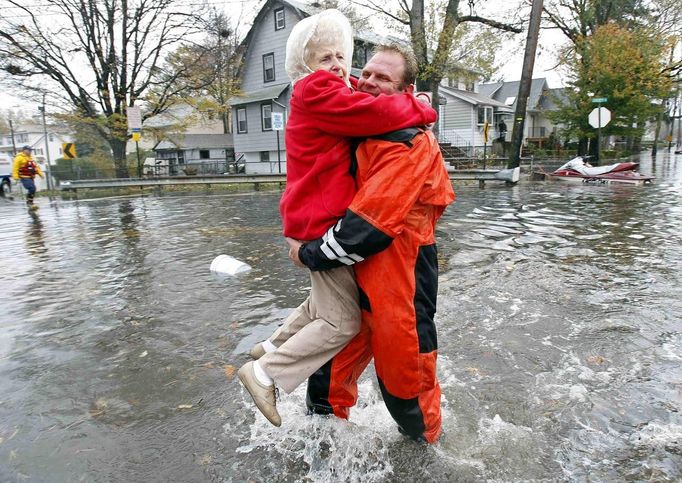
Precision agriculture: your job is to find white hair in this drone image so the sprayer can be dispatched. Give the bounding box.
[285,9,353,85]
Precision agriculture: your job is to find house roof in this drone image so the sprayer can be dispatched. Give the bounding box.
[439,86,512,110]
[478,78,549,112]
[542,87,570,110]
[154,133,234,151]
[144,104,195,128]
[282,0,319,16]
[228,83,290,106]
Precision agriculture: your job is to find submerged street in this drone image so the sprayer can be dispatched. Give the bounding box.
[1,153,681,481]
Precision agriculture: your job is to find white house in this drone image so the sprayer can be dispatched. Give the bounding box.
[0,123,72,165]
[0,123,72,191]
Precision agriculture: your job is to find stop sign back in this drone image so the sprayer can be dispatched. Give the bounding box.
[589,107,611,128]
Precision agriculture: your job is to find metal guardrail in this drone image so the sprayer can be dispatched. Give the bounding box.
[59,167,520,192]
[59,173,286,191]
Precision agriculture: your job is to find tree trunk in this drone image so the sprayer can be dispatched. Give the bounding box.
[652,110,662,156]
[578,137,589,156]
[507,0,544,169]
[110,138,130,178]
[429,80,441,138]
[632,135,642,152]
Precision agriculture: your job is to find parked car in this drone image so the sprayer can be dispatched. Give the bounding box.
[0,155,12,197]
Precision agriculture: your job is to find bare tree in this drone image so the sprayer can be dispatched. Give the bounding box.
[157,9,244,135]
[357,0,522,125]
[0,0,208,177]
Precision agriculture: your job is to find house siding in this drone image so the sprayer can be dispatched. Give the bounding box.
[233,90,290,153]
[241,3,298,92]
[439,99,476,145]
[233,1,301,172]
[242,150,287,174]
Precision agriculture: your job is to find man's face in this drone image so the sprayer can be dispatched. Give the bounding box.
[22,148,31,156]
[357,51,413,97]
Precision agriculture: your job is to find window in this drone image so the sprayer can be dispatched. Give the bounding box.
[48,133,54,142]
[261,103,272,131]
[237,108,247,133]
[17,134,28,143]
[199,150,210,159]
[274,8,285,30]
[477,106,493,125]
[260,151,270,163]
[263,53,275,83]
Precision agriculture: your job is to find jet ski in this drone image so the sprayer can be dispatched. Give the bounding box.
[548,157,654,185]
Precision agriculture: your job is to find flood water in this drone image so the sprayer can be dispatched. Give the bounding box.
[1,153,681,482]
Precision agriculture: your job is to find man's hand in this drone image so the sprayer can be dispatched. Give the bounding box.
[285,237,306,268]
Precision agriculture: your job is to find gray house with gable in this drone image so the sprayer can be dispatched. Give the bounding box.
[228,0,317,174]
[478,78,567,147]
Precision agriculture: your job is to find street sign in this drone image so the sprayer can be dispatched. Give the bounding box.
[272,112,284,131]
[62,143,77,159]
[591,97,608,103]
[132,132,141,142]
[127,106,142,131]
[589,107,611,128]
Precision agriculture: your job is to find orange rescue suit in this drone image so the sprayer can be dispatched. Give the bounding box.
[299,127,455,443]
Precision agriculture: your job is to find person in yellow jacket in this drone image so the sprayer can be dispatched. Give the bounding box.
[12,145,44,207]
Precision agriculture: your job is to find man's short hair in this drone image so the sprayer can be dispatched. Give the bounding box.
[372,43,418,89]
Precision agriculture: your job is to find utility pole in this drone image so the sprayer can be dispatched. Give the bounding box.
[8,119,17,156]
[508,0,544,169]
[39,94,53,191]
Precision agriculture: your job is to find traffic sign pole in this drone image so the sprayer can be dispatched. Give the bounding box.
[598,107,602,164]
[588,100,611,164]
[272,112,284,173]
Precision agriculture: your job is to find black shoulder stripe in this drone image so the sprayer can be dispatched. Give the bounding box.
[370,127,424,145]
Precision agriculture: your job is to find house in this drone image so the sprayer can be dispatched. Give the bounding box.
[437,86,512,156]
[152,133,235,176]
[0,123,72,165]
[227,0,316,174]
[230,0,507,168]
[478,78,567,147]
[0,123,72,191]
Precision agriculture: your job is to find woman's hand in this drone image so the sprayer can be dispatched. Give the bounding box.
[285,237,306,268]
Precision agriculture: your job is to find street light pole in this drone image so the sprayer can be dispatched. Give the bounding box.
[39,94,53,191]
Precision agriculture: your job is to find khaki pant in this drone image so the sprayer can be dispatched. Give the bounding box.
[258,265,360,393]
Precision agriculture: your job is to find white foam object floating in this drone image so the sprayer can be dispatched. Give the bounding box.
[210,255,252,275]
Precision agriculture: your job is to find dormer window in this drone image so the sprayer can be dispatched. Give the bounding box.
[274,8,285,30]
[263,53,275,83]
